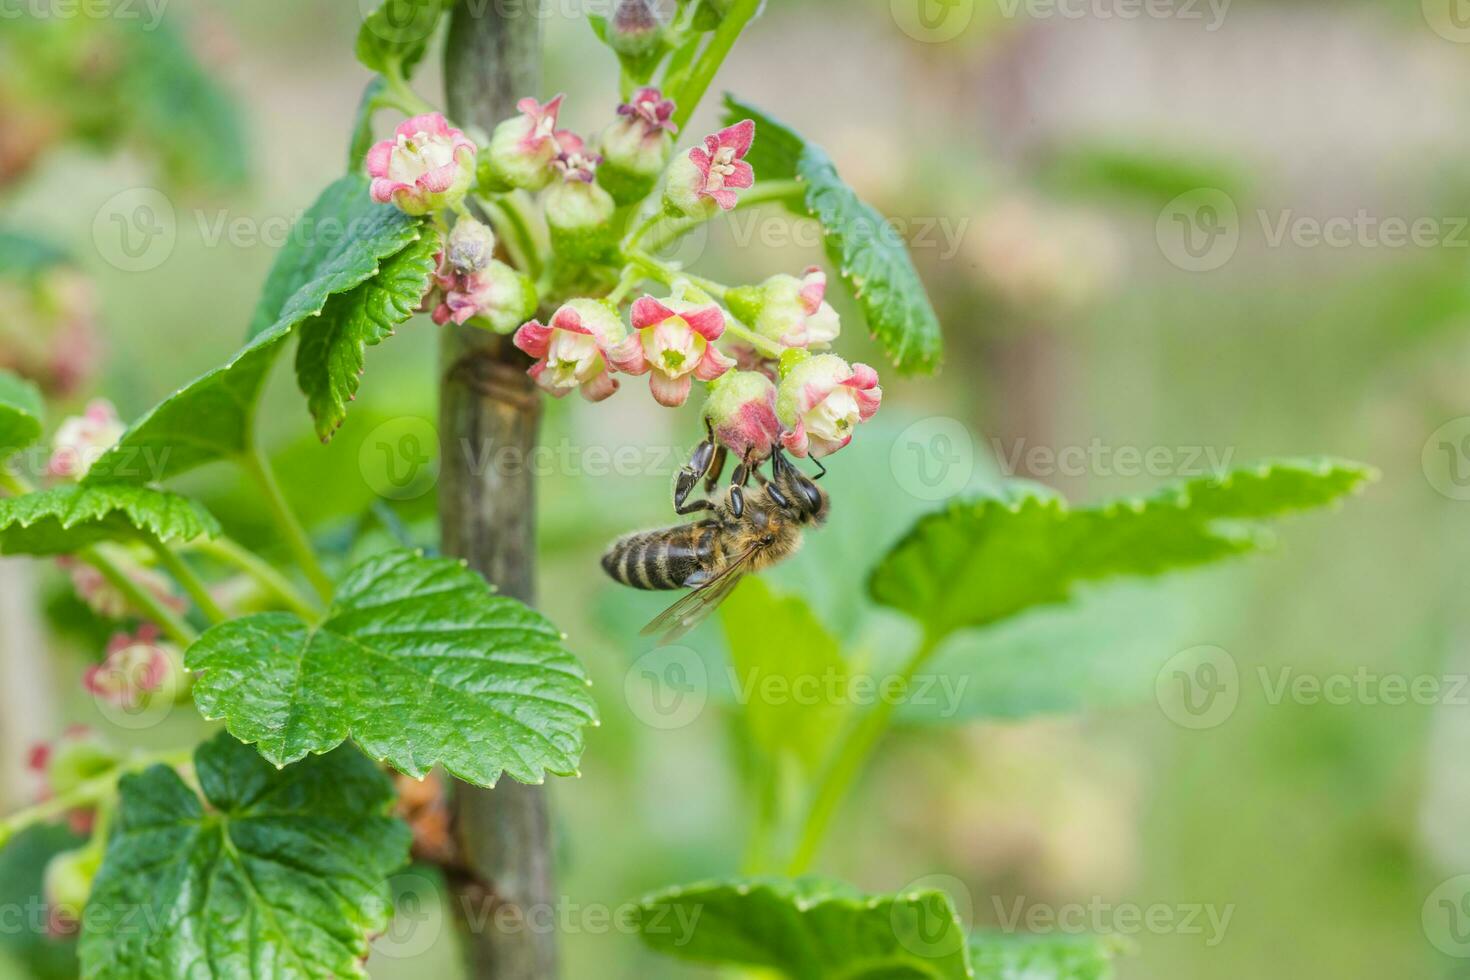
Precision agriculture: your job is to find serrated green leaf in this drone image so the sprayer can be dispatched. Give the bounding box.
[295,230,439,442]
[356,0,450,77]
[968,932,1119,980]
[720,579,845,773]
[86,177,426,484]
[78,732,409,980]
[0,825,85,980]
[0,482,219,556]
[187,549,598,787]
[0,370,43,456]
[868,459,1375,640]
[348,76,388,172]
[638,877,971,979]
[722,96,943,374]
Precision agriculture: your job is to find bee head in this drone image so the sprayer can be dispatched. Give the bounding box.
[770,450,830,524]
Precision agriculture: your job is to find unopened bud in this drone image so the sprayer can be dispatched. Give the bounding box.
[447,217,497,274]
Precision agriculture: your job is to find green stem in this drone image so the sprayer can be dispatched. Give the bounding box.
[639,180,806,254]
[672,0,764,132]
[480,195,541,280]
[79,545,196,646]
[0,748,193,845]
[382,58,438,117]
[785,631,944,875]
[147,539,228,626]
[241,447,334,603]
[192,537,322,620]
[721,319,784,359]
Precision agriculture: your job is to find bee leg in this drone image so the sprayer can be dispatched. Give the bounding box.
[703,444,728,494]
[674,429,721,515]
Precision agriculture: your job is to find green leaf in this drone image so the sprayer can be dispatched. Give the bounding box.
[348,76,388,172]
[968,932,1119,980]
[0,825,85,980]
[720,579,845,773]
[356,0,450,78]
[0,369,43,456]
[187,549,599,787]
[295,230,439,442]
[637,877,971,979]
[868,459,1376,641]
[78,733,409,980]
[722,96,943,374]
[0,482,220,556]
[86,176,427,484]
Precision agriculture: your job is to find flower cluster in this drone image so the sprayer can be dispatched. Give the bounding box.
[83,624,186,709]
[364,92,882,466]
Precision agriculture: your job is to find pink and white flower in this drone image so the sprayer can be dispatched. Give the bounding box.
[609,295,735,407]
[56,555,185,621]
[599,88,678,204]
[513,299,628,402]
[83,624,184,709]
[664,119,756,216]
[486,94,573,191]
[703,370,782,460]
[776,354,882,459]
[367,113,478,216]
[47,399,123,479]
[730,266,842,350]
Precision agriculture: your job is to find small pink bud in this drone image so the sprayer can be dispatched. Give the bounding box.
[513,299,628,402]
[83,627,186,709]
[47,399,124,480]
[366,113,477,217]
[776,354,882,459]
[610,0,667,58]
[664,119,756,217]
[599,87,677,205]
[609,293,735,407]
[485,95,572,192]
[546,133,618,262]
[446,217,497,274]
[703,370,782,460]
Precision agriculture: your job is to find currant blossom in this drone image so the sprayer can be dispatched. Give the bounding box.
[0,269,101,397]
[776,354,883,459]
[729,266,842,350]
[485,94,571,191]
[56,554,185,621]
[367,113,477,216]
[610,295,735,407]
[429,220,538,334]
[664,119,756,217]
[28,726,118,835]
[703,370,782,460]
[44,847,101,937]
[446,215,497,273]
[545,133,617,262]
[609,0,666,57]
[83,624,186,709]
[47,399,124,479]
[513,299,627,402]
[599,87,677,204]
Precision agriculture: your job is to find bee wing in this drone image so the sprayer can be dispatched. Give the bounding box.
[639,546,760,644]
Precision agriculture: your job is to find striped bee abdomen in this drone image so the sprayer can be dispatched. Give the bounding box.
[602,525,717,591]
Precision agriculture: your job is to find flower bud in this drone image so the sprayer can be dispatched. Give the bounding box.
[47,399,123,480]
[32,727,119,800]
[446,217,497,274]
[44,847,101,937]
[728,266,841,350]
[599,88,677,205]
[56,555,185,621]
[663,119,756,217]
[485,95,568,192]
[367,113,478,216]
[703,370,781,460]
[609,0,666,58]
[83,625,188,709]
[609,294,735,407]
[431,258,538,335]
[546,134,618,263]
[514,299,628,402]
[776,354,882,459]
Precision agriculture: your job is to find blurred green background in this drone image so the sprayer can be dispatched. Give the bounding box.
[2,0,1466,977]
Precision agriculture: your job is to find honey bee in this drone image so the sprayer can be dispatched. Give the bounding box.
[602,442,829,643]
